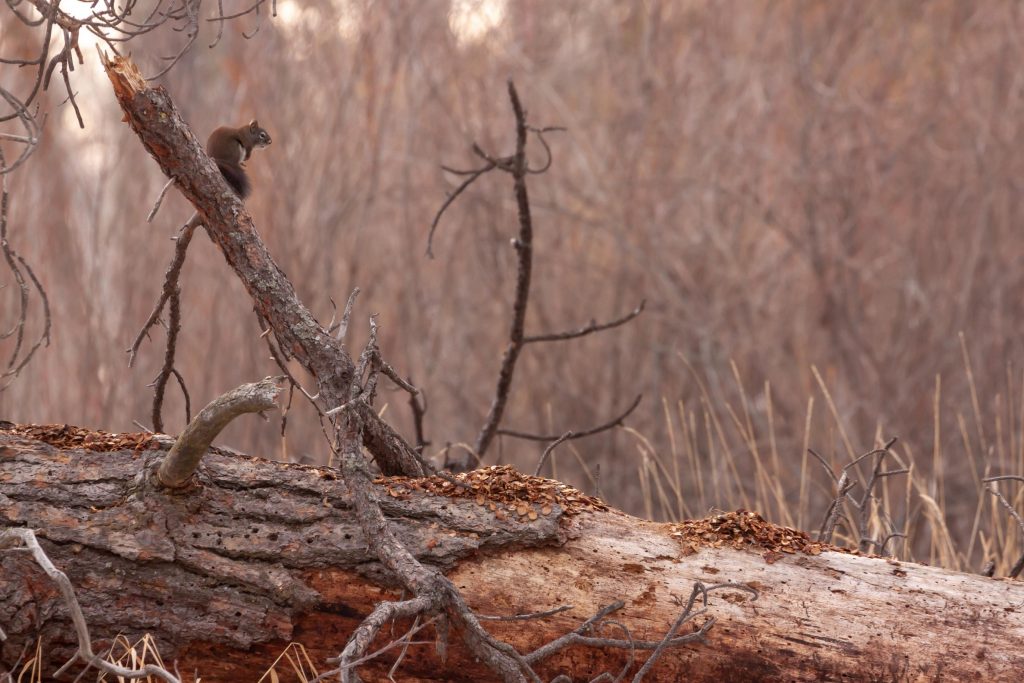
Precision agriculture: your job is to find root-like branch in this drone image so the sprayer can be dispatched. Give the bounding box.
[157,377,282,488]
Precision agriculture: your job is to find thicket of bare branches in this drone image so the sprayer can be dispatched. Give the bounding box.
[4,1,1024,569]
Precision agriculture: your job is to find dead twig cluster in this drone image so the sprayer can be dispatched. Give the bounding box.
[127,214,201,432]
[982,475,1024,578]
[810,437,908,552]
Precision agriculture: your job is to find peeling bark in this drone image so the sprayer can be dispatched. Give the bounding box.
[3,431,1024,682]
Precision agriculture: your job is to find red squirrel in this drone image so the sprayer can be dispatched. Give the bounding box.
[205,120,271,199]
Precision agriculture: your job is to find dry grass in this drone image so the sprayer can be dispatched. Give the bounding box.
[624,344,1024,576]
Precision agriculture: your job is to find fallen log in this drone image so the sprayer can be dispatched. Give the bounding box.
[1,425,1023,681]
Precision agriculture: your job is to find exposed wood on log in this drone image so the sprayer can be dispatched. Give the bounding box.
[2,429,1024,681]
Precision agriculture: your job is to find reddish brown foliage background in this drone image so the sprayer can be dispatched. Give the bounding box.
[3,1,1024,559]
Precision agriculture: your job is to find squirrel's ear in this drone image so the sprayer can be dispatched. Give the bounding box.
[249,119,259,131]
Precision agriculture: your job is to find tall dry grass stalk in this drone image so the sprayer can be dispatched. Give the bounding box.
[630,341,1024,575]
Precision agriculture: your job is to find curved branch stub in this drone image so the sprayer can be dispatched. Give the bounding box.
[157,377,282,488]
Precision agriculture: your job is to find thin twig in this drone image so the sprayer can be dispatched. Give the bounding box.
[534,431,573,477]
[169,367,192,423]
[127,214,199,367]
[426,162,496,258]
[499,395,642,442]
[524,301,645,344]
[147,176,176,222]
[472,81,534,459]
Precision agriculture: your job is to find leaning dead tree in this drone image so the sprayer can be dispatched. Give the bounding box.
[2,2,279,394]
[3,427,1024,682]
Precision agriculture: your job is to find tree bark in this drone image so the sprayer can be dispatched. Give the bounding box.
[2,429,1023,682]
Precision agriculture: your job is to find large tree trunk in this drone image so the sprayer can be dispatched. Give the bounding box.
[2,426,1023,682]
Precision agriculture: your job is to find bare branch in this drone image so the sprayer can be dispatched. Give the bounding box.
[331,595,433,683]
[256,311,322,411]
[430,81,639,465]
[498,394,642,442]
[407,378,430,453]
[150,284,182,433]
[0,88,41,173]
[471,81,534,459]
[332,414,527,681]
[380,362,418,395]
[522,582,757,675]
[524,301,645,344]
[534,431,573,477]
[157,377,282,488]
[127,214,200,368]
[332,287,360,342]
[0,146,51,390]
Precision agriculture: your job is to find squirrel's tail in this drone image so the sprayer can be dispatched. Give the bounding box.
[216,161,251,199]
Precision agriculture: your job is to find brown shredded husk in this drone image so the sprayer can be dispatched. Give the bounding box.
[376,464,608,520]
[668,509,858,560]
[0,422,156,452]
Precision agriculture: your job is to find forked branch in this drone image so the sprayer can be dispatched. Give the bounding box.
[429,81,643,462]
[0,147,51,391]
